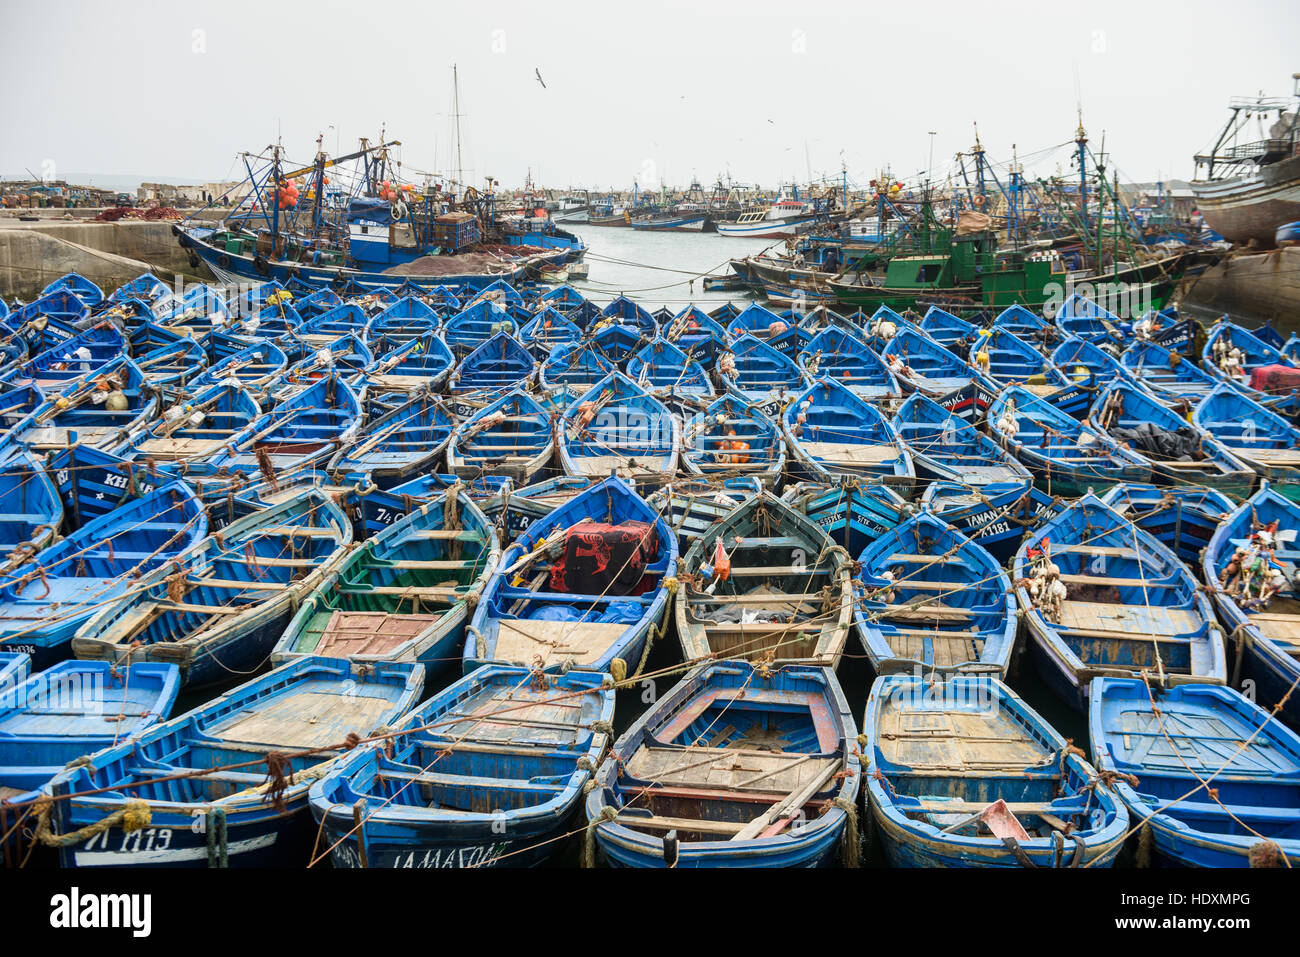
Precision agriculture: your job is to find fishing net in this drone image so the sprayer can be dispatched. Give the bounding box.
[549,520,658,596]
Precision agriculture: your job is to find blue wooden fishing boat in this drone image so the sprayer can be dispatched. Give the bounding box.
[1202,320,1300,410]
[781,479,908,557]
[270,333,373,400]
[892,392,1032,488]
[584,660,861,867]
[274,489,499,668]
[1193,384,1300,500]
[0,385,42,435]
[681,391,785,487]
[600,295,657,338]
[518,307,582,359]
[0,449,63,572]
[720,334,808,411]
[294,302,370,347]
[289,288,343,320]
[1013,493,1225,709]
[971,326,1068,394]
[626,337,714,400]
[1088,677,1300,867]
[646,481,743,548]
[538,283,590,316]
[854,509,1017,675]
[1055,293,1127,346]
[0,660,180,863]
[1049,336,1130,394]
[116,381,261,467]
[45,445,173,529]
[0,651,26,691]
[920,480,1058,564]
[918,306,981,351]
[558,372,678,482]
[864,673,1128,867]
[365,296,441,344]
[44,656,422,867]
[72,489,352,686]
[782,377,913,490]
[309,664,611,868]
[1098,483,1235,570]
[1090,381,1254,497]
[1,323,126,392]
[363,330,455,396]
[538,340,619,395]
[132,335,208,390]
[333,395,455,487]
[722,302,791,342]
[7,355,159,456]
[676,491,852,666]
[0,481,207,671]
[446,389,553,484]
[192,338,289,396]
[442,299,514,359]
[156,283,231,335]
[447,332,537,400]
[478,474,599,541]
[662,306,728,363]
[204,373,362,479]
[991,303,1056,343]
[986,385,1151,496]
[6,290,90,335]
[41,273,104,310]
[881,326,989,398]
[466,475,676,677]
[1120,339,1219,403]
[1202,484,1300,728]
[111,272,172,306]
[1285,334,1300,364]
[587,322,645,366]
[797,327,899,401]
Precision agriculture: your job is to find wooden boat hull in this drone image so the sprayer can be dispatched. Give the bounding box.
[865,674,1128,868]
[45,657,423,868]
[1089,678,1300,867]
[919,481,1057,564]
[310,666,613,868]
[1015,494,1226,711]
[585,661,861,868]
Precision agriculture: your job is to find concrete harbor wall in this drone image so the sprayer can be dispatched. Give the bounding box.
[1183,246,1300,334]
[0,219,210,301]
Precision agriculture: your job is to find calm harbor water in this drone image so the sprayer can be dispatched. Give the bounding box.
[561,221,775,308]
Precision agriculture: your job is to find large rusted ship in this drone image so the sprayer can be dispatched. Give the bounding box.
[1191,74,1300,246]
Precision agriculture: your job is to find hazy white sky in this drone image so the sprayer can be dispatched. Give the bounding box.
[2,0,1297,191]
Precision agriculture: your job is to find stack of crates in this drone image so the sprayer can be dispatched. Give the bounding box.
[433,211,479,251]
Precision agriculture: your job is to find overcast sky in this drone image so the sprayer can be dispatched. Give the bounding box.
[2,0,1297,191]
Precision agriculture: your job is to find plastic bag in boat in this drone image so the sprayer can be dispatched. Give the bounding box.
[596,600,642,624]
[549,520,658,597]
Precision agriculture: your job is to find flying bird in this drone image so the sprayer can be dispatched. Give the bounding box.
[535,68,547,89]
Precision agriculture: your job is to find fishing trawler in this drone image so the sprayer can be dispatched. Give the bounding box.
[1190,74,1300,246]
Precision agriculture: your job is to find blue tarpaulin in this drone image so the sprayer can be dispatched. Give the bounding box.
[347,197,392,225]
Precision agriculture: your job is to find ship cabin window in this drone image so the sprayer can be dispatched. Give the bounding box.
[915,263,943,283]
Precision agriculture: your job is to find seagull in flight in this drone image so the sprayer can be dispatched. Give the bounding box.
[535,68,547,89]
